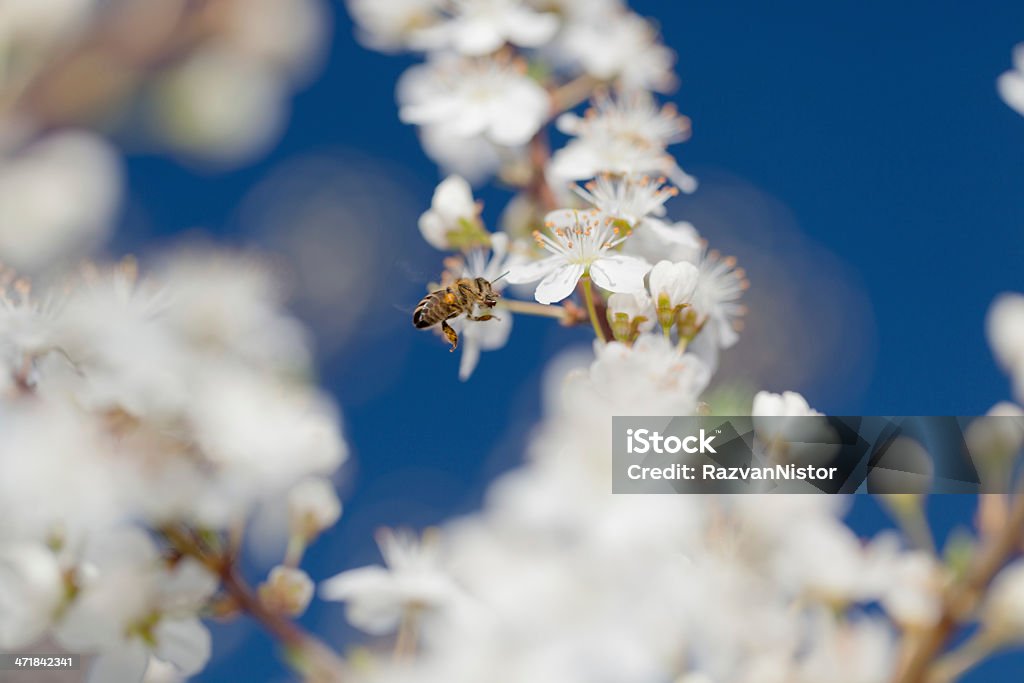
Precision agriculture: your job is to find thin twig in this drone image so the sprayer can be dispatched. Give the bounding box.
[161,525,347,681]
[894,485,1024,683]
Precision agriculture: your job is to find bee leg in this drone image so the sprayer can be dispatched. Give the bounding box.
[441,320,458,352]
[467,313,499,322]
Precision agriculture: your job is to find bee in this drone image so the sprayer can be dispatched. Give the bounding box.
[413,276,502,352]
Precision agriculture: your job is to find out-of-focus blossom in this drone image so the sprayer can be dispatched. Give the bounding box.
[560,11,676,92]
[987,293,1024,399]
[411,0,559,56]
[584,334,710,414]
[966,402,1024,483]
[998,44,1024,116]
[552,92,697,192]
[346,0,442,52]
[420,127,504,185]
[220,0,328,83]
[288,478,343,543]
[259,566,315,617]
[320,528,457,635]
[879,551,945,630]
[983,560,1024,640]
[55,529,216,683]
[505,209,650,303]
[154,48,287,166]
[0,542,64,648]
[0,131,121,272]
[418,175,485,250]
[398,55,550,148]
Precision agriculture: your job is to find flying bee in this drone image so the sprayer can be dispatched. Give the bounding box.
[413,275,504,352]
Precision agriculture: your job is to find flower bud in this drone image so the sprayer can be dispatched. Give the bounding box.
[648,260,698,332]
[258,566,314,617]
[967,403,1024,487]
[288,477,342,542]
[606,292,653,343]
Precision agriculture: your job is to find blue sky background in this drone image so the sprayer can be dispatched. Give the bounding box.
[116,1,1024,680]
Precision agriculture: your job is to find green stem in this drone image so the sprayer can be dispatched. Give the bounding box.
[581,274,606,343]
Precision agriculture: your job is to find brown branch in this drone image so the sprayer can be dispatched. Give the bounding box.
[11,0,232,131]
[161,525,347,681]
[527,127,559,213]
[894,488,1024,683]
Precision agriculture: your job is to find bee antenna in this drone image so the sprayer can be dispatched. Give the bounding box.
[491,270,511,284]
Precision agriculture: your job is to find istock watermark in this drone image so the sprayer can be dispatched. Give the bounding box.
[612,415,1024,494]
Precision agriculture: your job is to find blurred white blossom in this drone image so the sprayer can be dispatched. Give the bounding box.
[411,0,559,56]
[0,131,120,272]
[998,44,1024,117]
[398,54,550,149]
[320,528,457,635]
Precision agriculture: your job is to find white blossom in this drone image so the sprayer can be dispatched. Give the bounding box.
[398,54,550,148]
[54,529,216,683]
[0,542,64,648]
[983,560,1024,640]
[0,132,121,272]
[320,528,458,635]
[346,0,442,52]
[998,44,1024,117]
[259,566,315,617]
[505,209,650,304]
[418,175,483,250]
[411,0,559,56]
[690,245,748,350]
[987,292,1024,399]
[606,291,654,342]
[572,174,678,228]
[551,92,697,193]
[560,11,676,92]
[648,259,699,329]
[287,478,343,541]
[623,217,702,265]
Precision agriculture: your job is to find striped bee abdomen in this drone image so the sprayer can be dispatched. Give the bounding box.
[413,291,450,328]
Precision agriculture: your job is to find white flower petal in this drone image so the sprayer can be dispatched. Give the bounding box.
[590,255,650,294]
[503,9,559,48]
[433,175,475,221]
[535,263,584,304]
[153,618,211,676]
[998,71,1024,116]
[458,336,482,382]
[504,256,561,284]
[87,643,149,683]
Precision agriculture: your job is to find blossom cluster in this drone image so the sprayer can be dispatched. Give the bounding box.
[320,4,1024,682]
[0,3,351,681]
[0,253,347,679]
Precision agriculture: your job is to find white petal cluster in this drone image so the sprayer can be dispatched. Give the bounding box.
[326,341,922,683]
[552,92,698,192]
[0,132,121,273]
[506,209,650,304]
[398,54,550,179]
[0,253,347,680]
